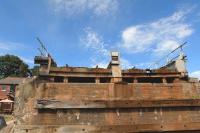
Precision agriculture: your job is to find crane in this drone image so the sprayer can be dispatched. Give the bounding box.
[149,42,187,69]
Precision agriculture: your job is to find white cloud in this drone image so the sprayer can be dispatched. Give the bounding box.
[81,28,132,69]
[81,27,109,56]
[190,71,200,79]
[79,9,195,69]
[0,43,11,51]
[20,57,34,64]
[50,0,118,16]
[154,40,179,55]
[81,28,109,68]
[121,58,132,69]
[91,59,108,68]
[0,41,34,65]
[0,41,25,51]
[135,62,153,68]
[121,10,193,54]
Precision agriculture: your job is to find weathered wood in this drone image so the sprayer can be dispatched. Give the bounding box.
[14,123,200,133]
[14,77,200,133]
[36,99,200,109]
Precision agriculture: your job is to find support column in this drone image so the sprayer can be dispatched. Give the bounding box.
[95,78,100,83]
[64,77,68,83]
[133,78,138,83]
[50,77,54,82]
[108,52,122,83]
[162,78,167,83]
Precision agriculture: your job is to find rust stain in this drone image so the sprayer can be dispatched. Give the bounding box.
[12,53,200,133]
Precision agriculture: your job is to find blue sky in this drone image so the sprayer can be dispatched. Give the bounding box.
[0,0,200,78]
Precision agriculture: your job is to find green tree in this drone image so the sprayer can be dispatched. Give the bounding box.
[0,54,30,78]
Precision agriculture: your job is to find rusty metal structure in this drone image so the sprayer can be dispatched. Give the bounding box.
[13,50,200,133]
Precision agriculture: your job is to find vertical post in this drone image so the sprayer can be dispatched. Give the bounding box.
[95,78,100,84]
[133,78,138,83]
[64,77,68,83]
[109,52,122,83]
[11,103,13,112]
[49,77,54,82]
[175,53,187,77]
[162,78,167,83]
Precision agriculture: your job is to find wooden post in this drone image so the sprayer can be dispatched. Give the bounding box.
[64,77,68,83]
[174,78,180,83]
[162,78,167,83]
[95,78,100,83]
[134,78,138,83]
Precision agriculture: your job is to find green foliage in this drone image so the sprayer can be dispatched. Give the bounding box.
[0,54,30,78]
[30,66,39,76]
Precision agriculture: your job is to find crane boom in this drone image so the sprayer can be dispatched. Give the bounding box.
[149,42,187,68]
[36,37,48,57]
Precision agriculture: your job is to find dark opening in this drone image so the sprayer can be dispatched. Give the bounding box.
[112,56,118,61]
[122,78,133,83]
[68,77,95,83]
[54,77,64,83]
[166,77,175,83]
[137,77,162,83]
[151,78,163,83]
[39,76,53,82]
[100,78,111,83]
